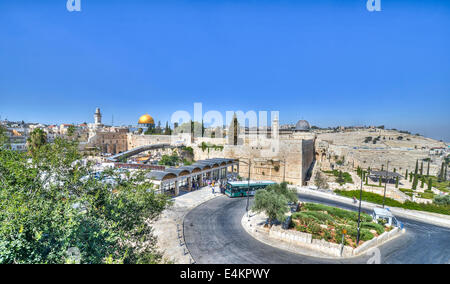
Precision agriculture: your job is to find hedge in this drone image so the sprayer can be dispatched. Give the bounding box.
[303,203,372,222]
[335,190,450,215]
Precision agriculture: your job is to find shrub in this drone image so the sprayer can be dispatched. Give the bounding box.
[336,190,450,215]
[300,211,335,224]
[303,203,371,222]
[434,195,450,206]
[361,222,385,235]
[359,229,375,241]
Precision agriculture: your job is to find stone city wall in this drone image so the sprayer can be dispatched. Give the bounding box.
[192,137,315,185]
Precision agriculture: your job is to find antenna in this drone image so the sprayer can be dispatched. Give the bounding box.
[111,115,114,126]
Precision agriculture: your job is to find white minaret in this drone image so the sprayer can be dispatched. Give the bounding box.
[94,108,102,125]
[272,114,279,139]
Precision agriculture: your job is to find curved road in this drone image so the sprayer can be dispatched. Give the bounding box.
[184,194,450,264]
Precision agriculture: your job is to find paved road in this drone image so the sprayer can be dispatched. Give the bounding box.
[184,194,450,264]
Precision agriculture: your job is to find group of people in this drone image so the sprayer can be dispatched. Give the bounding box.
[206,179,226,194]
[186,173,239,195]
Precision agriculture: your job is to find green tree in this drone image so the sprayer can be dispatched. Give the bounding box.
[427,160,430,176]
[414,159,419,175]
[144,127,155,135]
[0,126,8,147]
[395,176,399,188]
[412,174,418,190]
[137,128,143,135]
[67,125,76,137]
[428,178,432,190]
[337,170,345,185]
[0,138,171,264]
[252,190,289,226]
[158,153,179,166]
[445,165,448,182]
[438,162,445,182]
[164,121,172,135]
[315,171,329,189]
[201,119,205,137]
[27,128,47,157]
[265,182,298,203]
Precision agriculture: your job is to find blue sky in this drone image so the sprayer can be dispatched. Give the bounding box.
[0,0,449,141]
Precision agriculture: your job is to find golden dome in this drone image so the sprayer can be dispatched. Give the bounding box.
[138,114,155,125]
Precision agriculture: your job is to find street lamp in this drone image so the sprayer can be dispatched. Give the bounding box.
[356,167,363,246]
[382,161,390,208]
[279,158,286,183]
[239,158,252,217]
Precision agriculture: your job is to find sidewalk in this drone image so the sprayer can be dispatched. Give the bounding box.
[151,186,222,263]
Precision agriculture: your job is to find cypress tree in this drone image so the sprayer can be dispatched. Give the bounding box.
[412,174,418,190]
[395,176,399,188]
[445,165,448,182]
[379,176,382,186]
[438,162,444,182]
[428,178,432,190]
[405,169,408,179]
[420,162,423,175]
[420,177,424,188]
[427,160,430,176]
[414,159,419,175]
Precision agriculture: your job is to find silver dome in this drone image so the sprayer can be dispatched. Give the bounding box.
[295,120,310,131]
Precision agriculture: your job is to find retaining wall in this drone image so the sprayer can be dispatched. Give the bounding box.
[264,224,404,258]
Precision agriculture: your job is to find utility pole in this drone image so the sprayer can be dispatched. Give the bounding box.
[356,167,363,246]
[382,161,389,208]
[246,159,251,217]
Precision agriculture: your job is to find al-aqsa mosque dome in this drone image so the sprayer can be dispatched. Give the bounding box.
[138,114,155,126]
[295,120,311,132]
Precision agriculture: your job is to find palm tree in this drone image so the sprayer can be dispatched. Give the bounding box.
[27,128,47,156]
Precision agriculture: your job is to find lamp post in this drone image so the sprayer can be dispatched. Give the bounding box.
[246,160,251,215]
[382,161,389,208]
[239,158,252,217]
[277,158,287,183]
[356,167,363,246]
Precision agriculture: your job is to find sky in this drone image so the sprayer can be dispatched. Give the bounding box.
[0,0,449,141]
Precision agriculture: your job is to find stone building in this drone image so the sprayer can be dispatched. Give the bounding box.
[88,129,128,155]
[126,118,316,186]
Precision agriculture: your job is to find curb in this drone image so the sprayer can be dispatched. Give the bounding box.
[242,211,406,260]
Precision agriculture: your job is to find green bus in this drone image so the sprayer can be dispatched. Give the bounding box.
[225,180,276,197]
